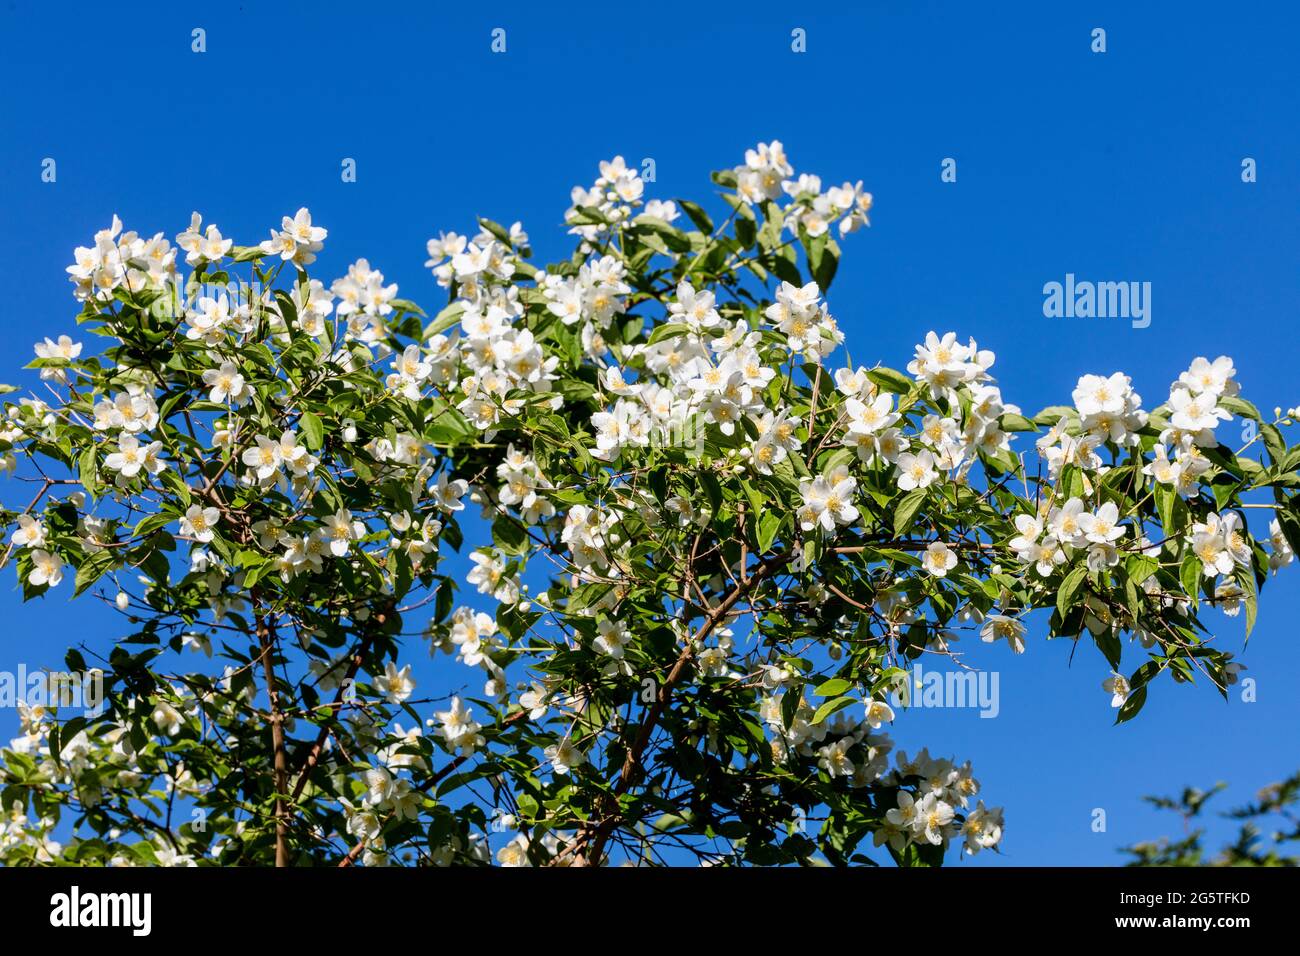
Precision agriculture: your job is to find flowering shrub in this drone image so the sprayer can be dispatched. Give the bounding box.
[1,143,1297,867]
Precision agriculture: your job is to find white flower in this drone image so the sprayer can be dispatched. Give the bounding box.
[817,738,856,778]
[1219,511,1253,567]
[922,541,958,578]
[435,697,485,754]
[961,802,1004,853]
[864,699,895,729]
[1178,356,1238,398]
[180,505,220,544]
[593,619,631,659]
[1047,497,1087,548]
[181,632,212,656]
[1190,527,1235,578]
[1268,518,1294,573]
[104,433,163,480]
[886,791,918,829]
[1027,535,1067,577]
[34,333,83,362]
[895,450,939,491]
[11,515,46,549]
[916,793,956,845]
[1008,514,1041,556]
[1072,372,1131,417]
[259,207,327,266]
[798,466,859,533]
[241,434,283,481]
[669,281,721,331]
[496,833,532,867]
[467,550,518,603]
[151,700,184,736]
[1079,502,1125,545]
[907,331,991,399]
[979,615,1026,654]
[519,683,549,720]
[175,212,232,264]
[28,549,64,587]
[449,607,497,666]
[834,366,874,398]
[323,509,366,557]
[544,739,587,776]
[33,335,82,382]
[1102,672,1130,708]
[202,361,251,406]
[1214,582,1245,617]
[432,473,468,512]
[374,662,416,705]
[845,393,897,435]
[1168,386,1229,433]
[1086,542,1121,571]
[1143,443,1182,485]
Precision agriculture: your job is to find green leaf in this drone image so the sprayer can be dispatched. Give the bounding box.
[77,445,99,497]
[133,512,175,537]
[1180,553,1203,606]
[492,515,529,556]
[1243,579,1258,639]
[427,405,476,445]
[697,472,723,518]
[1114,685,1148,724]
[566,205,608,226]
[1218,395,1261,422]
[1000,412,1037,432]
[892,488,927,537]
[1057,564,1088,617]
[867,367,912,395]
[1093,628,1122,671]
[1033,405,1075,427]
[227,245,265,262]
[812,695,855,725]
[74,549,116,596]
[477,218,515,246]
[757,511,781,553]
[677,200,714,234]
[646,322,690,346]
[1125,554,1159,585]
[1153,481,1175,536]
[423,303,466,339]
[814,678,851,697]
[389,297,425,317]
[1262,423,1285,465]
[300,411,324,451]
[810,237,840,291]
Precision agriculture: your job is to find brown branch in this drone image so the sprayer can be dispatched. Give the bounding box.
[288,630,377,804]
[254,593,290,867]
[826,581,869,610]
[564,551,793,866]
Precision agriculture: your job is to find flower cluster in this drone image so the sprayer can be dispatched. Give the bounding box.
[3,141,1297,872]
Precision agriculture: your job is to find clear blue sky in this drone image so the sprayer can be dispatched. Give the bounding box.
[1,0,1298,865]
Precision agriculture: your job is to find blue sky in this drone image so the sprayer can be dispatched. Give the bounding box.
[1,0,1298,865]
